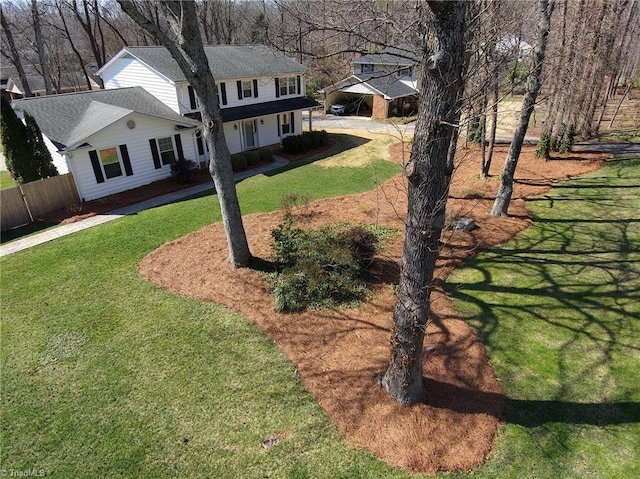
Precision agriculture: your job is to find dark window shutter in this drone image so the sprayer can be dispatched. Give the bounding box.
[149,139,161,169]
[290,112,295,134]
[89,150,105,183]
[275,78,280,98]
[277,115,280,137]
[296,75,301,95]
[174,134,184,160]
[220,82,227,105]
[188,86,197,109]
[253,79,258,98]
[197,136,204,155]
[236,80,242,99]
[119,144,133,176]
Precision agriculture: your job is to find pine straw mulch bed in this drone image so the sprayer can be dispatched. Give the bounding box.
[138,137,607,474]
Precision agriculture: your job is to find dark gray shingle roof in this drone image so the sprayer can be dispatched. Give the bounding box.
[114,45,306,82]
[352,44,418,67]
[357,74,419,99]
[13,87,199,150]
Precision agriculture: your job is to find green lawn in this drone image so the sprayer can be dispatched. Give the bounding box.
[1,170,17,190]
[1,142,638,478]
[445,156,640,478]
[0,134,407,478]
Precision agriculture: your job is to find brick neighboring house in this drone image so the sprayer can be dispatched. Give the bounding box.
[97,44,319,157]
[322,44,419,119]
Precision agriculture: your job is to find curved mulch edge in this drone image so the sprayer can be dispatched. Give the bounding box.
[139,139,607,473]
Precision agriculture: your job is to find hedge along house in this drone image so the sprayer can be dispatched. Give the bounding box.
[12,87,200,202]
[97,45,319,159]
[322,44,419,119]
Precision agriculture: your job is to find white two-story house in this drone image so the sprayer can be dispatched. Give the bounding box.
[11,45,318,203]
[98,44,319,159]
[323,44,419,119]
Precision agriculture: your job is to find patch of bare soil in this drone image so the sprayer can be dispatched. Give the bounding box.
[139,138,607,474]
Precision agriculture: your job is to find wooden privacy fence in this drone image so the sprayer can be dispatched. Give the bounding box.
[1,174,80,231]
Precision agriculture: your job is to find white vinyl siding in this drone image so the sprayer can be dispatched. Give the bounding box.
[101,56,180,113]
[69,113,196,202]
[42,134,68,174]
[219,76,304,109]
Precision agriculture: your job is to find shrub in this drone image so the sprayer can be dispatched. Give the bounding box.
[271,217,306,268]
[559,124,576,153]
[281,130,329,155]
[269,221,382,312]
[170,158,197,183]
[259,148,274,162]
[467,116,482,144]
[273,271,309,313]
[535,134,551,160]
[279,192,312,218]
[230,154,248,172]
[338,226,378,268]
[245,150,260,167]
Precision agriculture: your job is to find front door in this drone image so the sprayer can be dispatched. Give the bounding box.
[243,120,256,149]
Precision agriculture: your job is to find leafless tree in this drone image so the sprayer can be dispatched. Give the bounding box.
[31,0,53,94]
[380,0,467,405]
[118,0,251,268]
[491,0,553,217]
[1,4,32,97]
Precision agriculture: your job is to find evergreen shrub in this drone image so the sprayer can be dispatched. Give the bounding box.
[245,150,260,167]
[269,219,382,313]
[230,154,248,171]
[258,148,274,162]
[281,130,329,155]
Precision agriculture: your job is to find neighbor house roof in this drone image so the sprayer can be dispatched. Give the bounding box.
[13,87,199,151]
[352,44,418,67]
[98,45,306,83]
[7,72,95,96]
[324,74,418,101]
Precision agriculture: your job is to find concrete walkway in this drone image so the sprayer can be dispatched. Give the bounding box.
[0,156,289,257]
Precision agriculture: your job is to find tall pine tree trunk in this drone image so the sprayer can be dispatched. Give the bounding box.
[382,0,466,406]
[119,0,251,268]
[491,0,553,217]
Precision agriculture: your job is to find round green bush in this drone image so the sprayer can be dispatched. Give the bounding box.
[259,148,274,162]
[230,154,248,171]
[245,150,260,167]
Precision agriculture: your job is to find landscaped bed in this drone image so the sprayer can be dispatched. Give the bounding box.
[139,137,609,473]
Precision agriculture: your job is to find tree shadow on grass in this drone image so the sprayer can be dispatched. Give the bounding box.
[422,377,640,427]
[442,159,639,433]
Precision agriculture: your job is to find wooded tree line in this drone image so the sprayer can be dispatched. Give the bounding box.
[2,1,637,140]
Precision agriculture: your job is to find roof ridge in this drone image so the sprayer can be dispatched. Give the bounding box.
[12,86,139,102]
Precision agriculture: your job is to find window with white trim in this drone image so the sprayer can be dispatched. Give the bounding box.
[100,147,122,179]
[157,137,176,165]
[242,80,253,98]
[361,64,374,74]
[279,77,297,96]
